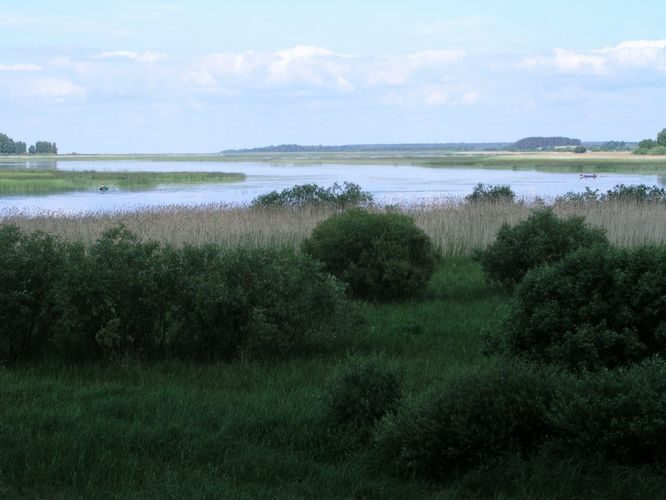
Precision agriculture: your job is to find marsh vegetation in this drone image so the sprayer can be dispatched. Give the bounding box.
[1,184,666,498]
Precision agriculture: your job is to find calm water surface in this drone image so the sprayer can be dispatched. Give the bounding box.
[0,160,662,214]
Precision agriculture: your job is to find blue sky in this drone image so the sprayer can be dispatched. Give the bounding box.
[1,0,666,152]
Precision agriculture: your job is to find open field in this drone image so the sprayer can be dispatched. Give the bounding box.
[0,169,245,195]
[1,151,666,173]
[4,199,665,254]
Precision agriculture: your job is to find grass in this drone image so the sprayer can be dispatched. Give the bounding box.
[0,169,245,195]
[3,198,665,255]
[2,257,666,498]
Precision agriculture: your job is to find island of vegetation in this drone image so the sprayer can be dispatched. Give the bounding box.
[0,169,245,195]
[0,132,58,155]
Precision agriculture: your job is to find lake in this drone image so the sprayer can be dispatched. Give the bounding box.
[0,160,663,214]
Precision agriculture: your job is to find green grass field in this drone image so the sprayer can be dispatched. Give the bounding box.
[0,169,245,195]
[2,257,666,499]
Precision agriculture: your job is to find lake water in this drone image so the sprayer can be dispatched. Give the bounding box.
[0,160,663,214]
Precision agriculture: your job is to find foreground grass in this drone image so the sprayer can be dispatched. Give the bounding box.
[2,258,665,498]
[0,169,245,195]
[4,199,665,255]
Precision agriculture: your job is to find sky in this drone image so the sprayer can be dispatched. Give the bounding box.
[1,0,666,153]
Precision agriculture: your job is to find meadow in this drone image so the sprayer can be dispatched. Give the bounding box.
[1,197,666,498]
[0,169,245,195]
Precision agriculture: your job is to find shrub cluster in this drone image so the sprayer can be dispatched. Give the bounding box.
[502,245,666,371]
[465,183,515,203]
[0,225,356,362]
[251,182,373,209]
[302,208,440,302]
[374,362,558,479]
[556,184,666,204]
[476,208,608,291]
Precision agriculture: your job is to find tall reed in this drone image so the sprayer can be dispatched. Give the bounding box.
[2,199,664,255]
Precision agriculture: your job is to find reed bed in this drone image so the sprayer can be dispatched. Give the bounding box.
[2,199,664,255]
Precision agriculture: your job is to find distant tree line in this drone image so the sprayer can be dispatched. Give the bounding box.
[636,128,666,155]
[513,136,581,150]
[0,133,57,155]
[223,143,512,154]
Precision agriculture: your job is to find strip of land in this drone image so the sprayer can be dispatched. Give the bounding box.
[2,150,666,173]
[0,169,245,195]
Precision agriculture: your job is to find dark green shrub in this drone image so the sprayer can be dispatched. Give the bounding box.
[548,358,666,464]
[601,184,666,203]
[53,226,171,360]
[374,362,559,479]
[476,208,608,291]
[502,245,666,370]
[251,182,373,209]
[322,356,402,433]
[302,208,440,302]
[164,245,356,360]
[465,183,515,203]
[0,225,68,361]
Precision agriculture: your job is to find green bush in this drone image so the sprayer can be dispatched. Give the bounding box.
[322,356,402,434]
[548,358,666,464]
[302,209,440,302]
[53,226,172,360]
[502,245,666,370]
[476,208,609,291]
[465,183,515,203]
[374,362,559,479]
[0,225,69,361]
[251,182,373,209]
[601,184,666,203]
[164,245,356,360]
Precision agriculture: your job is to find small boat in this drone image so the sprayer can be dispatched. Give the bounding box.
[99,185,109,191]
[579,174,598,179]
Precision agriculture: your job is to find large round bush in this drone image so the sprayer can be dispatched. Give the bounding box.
[502,245,666,370]
[477,208,608,291]
[302,209,440,302]
[374,362,559,479]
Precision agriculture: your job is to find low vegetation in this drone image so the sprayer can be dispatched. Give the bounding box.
[0,169,245,195]
[2,184,666,498]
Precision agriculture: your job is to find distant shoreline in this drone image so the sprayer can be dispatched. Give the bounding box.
[1,151,665,173]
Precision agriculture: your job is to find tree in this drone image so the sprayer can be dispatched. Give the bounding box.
[657,128,666,147]
[28,145,36,155]
[638,139,656,150]
[574,146,587,154]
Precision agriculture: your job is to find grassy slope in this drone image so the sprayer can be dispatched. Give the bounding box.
[0,170,245,195]
[2,257,665,499]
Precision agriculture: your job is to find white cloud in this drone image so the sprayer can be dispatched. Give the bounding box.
[95,50,168,63]
[368,50,465,86]
[0,64,42,72]
[462,90,481,105]
[27,78,87,99]
[188,46,354,91]
[519,39,666,74]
